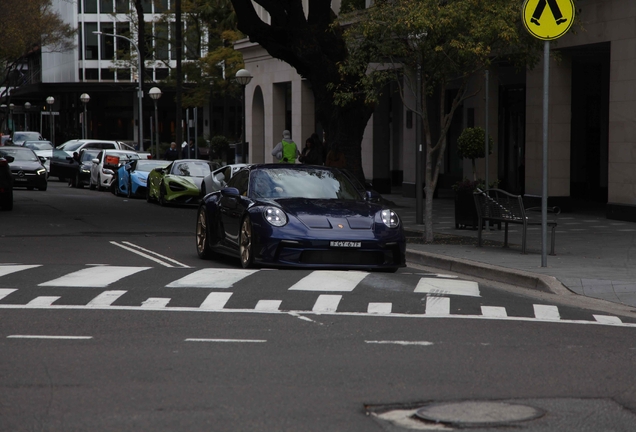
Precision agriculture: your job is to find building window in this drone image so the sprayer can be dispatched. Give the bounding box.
[184,19,200,60]
[100,22,115,59]
[84,23,99,60]
[117,68,131,81]
[116,22,131,56]
[86,69,99,81]
[100,0,113,13]
[102,68,115,80]
[142,0,152,13]
[156,0,168,12]
[156,68,169,81]
[79,27,83,60]
[155,22,169,60]
[84,0,98,13]
[115,0,129,13]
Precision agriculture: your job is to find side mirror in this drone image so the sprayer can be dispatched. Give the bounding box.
[153,167,164,173]
[38,156,47,164]
[92,158,100,164]
[3,155,14,163]
[365,190,381,203]
[221,187,240,198]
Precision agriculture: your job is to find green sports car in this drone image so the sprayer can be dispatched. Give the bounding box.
[146,159,215,206]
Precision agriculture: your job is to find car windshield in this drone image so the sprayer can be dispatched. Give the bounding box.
[13,132,41,142]
[136,161,169,172]
[249,167,361,200]
[57,141,83,151]
[81,150,100,162]
[173,161,211,177]
[24,142,53,151]
[0,148,39,162]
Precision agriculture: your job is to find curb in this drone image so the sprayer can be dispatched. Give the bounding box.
[405,249,571,296]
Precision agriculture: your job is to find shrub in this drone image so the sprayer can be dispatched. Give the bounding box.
[457,127,493,180]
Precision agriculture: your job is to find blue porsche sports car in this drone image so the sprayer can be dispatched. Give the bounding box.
[117,159,170,198]
[195,164,406,271]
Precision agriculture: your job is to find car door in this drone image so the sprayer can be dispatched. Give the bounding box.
[90,151,103,185]
[219,169,249,248]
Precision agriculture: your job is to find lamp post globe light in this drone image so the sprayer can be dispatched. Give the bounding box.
[46,96,55,146]
[24,102,31,130]
[80,93,90,139]
[93,31,143,151]
[235,68,252,163]
[148,87,162,159]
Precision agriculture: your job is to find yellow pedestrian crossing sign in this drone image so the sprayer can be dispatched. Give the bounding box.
[522,0,575,40]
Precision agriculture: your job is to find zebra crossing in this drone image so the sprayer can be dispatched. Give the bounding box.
[0,263,634,328]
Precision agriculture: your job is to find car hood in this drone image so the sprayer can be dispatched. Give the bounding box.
[167,175,202,188]
[33,150,53,158]
[260,198,384,230]
[10,161,44,171]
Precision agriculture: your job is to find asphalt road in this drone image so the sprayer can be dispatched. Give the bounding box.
[2,181,636,431]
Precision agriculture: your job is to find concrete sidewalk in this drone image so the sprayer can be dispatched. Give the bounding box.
[386,191,636,308]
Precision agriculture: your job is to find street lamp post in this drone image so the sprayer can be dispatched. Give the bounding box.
[80,93,90,139]
[149,87,162,159]
[235,68,252,163]
[94,31,143,151]
[46,96,55,146]
[24,102,31,130]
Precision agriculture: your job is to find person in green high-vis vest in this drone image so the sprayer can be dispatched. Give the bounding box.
[271,130,299,163]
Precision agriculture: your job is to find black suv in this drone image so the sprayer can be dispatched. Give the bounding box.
[0,151,14,210]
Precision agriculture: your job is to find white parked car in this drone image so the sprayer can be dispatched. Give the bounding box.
[89,150,140,191]
[200,163,248,197]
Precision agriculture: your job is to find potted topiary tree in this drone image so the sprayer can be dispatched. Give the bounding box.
[454,127,494,229]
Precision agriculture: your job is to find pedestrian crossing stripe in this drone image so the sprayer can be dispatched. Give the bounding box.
[415,279,480,297]
[0,294,633,328]
[166,268,258,288]
[39,266,151,287]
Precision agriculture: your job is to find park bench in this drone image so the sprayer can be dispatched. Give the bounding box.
[473,188,560,255]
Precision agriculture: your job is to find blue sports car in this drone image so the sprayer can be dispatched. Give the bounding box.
[195,164,406,271]
[117,159,170,198]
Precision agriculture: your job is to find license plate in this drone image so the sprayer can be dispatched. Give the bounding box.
[14,178,27,182]
[330,241,361,248]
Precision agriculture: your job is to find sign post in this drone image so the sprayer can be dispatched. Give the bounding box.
[522,0,574,267]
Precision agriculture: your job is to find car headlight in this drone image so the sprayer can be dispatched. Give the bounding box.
[381,209,399,228]
[264,207,287,227]
[81,168,90,173]
[36,168,46,175]
[102,168,114,175]
[138,178,147,184]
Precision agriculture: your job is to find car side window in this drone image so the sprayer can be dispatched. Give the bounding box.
[227,170,249,196]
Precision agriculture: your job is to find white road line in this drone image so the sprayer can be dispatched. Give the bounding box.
[120,241,191,268]
[289,271,368,292]
[184,338,266,343]
[365,340,434,346]
[110,242,175,268]
[0,264,41,277]
[367,302,392,314]
[481,306,508,317]
[27,296,60,307]
[594,315,622,324]
[415,278,480,297]
[200,292,233,310]
[0,288,17,301]
[254,300,282,311]
[533,304,561,320]
[141,297,171,308]
[87,290,127,307]
[425,296,450,315]
[312,294,342,312]
[39,266,150,287]
[7,335,93,340]
[166,269,258,288]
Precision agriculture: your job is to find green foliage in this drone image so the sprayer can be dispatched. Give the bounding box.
[457,127,493,161]
[210,135,230,153]
[340,0,366,13]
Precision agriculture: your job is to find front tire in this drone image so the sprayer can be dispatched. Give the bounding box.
[239,217,254,268]
[126,180,132,198]
[196,206,213,259]
[159,182,167,206]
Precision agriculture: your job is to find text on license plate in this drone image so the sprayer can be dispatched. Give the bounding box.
[330,241,361,248]
[14,178,27,181]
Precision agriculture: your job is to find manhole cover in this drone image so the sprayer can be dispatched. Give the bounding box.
[415,401,544,426]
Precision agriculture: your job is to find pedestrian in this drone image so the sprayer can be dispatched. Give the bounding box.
[271,130,299,164]
[164,142,179,161]
[310,132,325,165]
[182,139,196,159]
[325,142,346,168]
[298,137,323,165]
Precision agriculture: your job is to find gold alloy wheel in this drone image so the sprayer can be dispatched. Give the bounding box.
[240,217,253,268]
[196,207,207,256]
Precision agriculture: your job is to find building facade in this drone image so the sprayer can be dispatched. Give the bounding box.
[236,0,636,221]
